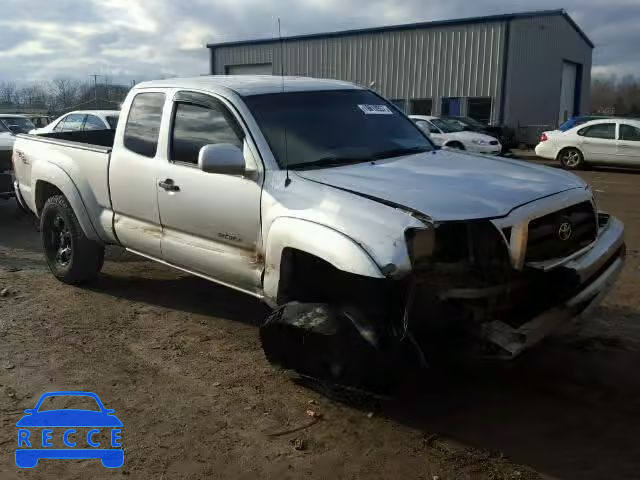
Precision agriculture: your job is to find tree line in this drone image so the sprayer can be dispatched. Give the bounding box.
[591,75,640,117]
[0,79,131,115]
[1,74,639,118]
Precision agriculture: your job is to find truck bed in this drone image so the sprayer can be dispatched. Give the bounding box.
[31,129,115,151]
[13,130,117,244]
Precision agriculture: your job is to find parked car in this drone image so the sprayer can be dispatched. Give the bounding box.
[0,114,36,134]
[0,121,16,199]
[443,115,517,152]
[558,115,612,132]
[410,115,502,155]
[535,118,640,169]
[12,76,625,389]
[30,110,119,135]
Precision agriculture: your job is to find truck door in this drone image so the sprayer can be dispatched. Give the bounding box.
[109,91,166,257]
[156,91,263,294]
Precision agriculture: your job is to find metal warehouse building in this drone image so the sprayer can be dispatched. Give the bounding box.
[207,9,593,141]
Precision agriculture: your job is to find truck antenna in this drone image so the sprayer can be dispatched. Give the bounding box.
[278,18,291,187]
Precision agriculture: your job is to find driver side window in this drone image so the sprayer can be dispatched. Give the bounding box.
[170,96,243,165]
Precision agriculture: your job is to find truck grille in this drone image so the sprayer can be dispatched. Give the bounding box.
[525,201,597,262]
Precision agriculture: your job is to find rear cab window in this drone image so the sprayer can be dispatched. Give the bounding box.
[123,93,166,157]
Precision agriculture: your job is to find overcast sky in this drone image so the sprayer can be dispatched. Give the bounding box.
[0,0,637,84]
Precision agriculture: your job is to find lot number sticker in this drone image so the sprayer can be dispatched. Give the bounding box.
[358,104,394,115]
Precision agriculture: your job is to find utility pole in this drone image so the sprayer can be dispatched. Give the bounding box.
[90,74,100,109]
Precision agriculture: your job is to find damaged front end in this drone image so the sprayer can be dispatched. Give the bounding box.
[404,202,625,359]
[260,191,625,391]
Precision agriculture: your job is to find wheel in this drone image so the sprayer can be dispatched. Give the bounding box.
[260,302,404,393]
[40,195,105,284]
[446,141,465,150]
[558,147,584,170]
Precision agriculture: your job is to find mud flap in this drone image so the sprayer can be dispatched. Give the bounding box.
[260,302,401,392]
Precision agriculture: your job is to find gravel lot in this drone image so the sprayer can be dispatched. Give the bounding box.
[1,161,639,480]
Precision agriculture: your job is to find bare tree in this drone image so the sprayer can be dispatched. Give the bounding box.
[0,81,18,105]
[50,78,81,111]
[591,75,640,116]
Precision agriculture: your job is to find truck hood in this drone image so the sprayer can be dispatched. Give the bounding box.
[295,150,587,221]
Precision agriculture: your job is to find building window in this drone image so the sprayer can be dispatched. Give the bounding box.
[410,99,432,115]
[389,99,407,113]
[467,97,492,124]
[441,97,462,117]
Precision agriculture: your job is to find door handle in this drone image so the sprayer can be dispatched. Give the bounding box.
[158,179,180,192]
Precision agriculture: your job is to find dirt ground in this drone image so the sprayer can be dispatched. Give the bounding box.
[1,162,640,480]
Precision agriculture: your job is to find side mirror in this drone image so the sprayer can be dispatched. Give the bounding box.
[198,144,245,175]
[8,125,21,135]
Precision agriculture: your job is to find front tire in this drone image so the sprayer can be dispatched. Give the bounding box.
[40,195,104,284]
[446,141,465,150]
[558,147,584,170]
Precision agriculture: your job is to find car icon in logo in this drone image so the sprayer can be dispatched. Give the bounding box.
[15,391,123,468]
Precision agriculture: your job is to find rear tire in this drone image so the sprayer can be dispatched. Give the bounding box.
[40,195,104,284]
[558,147,584,170]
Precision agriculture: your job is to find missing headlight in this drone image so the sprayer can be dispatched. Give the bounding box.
[405,227,435,266]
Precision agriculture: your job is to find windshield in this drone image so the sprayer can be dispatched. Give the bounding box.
[430,118,465,133]
[459,117,487,130]
[106,115,119,129]
[0,120,8,133]
[243,89,433,169]
[37,394,101,412]
[0,117,35,133]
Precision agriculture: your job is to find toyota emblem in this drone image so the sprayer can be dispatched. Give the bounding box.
[558,221,573,241]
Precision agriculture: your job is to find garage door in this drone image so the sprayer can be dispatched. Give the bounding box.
[225,63,273,75]
[559,62,578,125]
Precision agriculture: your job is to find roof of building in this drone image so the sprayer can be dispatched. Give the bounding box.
[207,9,593,50]
[134,75,361,96]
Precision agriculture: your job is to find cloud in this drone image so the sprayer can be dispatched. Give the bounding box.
[0,0,637,84]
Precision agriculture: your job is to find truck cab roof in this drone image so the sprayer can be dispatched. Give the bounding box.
[133,75,362,97]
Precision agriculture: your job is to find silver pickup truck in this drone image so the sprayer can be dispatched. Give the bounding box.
[12,76,625,388]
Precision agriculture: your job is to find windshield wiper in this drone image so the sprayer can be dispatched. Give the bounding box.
[288,156,371,170]
[369,146,432,160]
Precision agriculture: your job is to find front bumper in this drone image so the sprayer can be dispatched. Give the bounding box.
[481,215,625,357]
[470,143,502,155]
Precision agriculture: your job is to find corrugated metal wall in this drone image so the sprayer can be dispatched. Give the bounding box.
[212,22,507,122]
[504,15,592,135]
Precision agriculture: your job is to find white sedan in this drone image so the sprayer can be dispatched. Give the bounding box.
[535,118,640,169]
[30,110,119,135]
[410,115,502,155]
